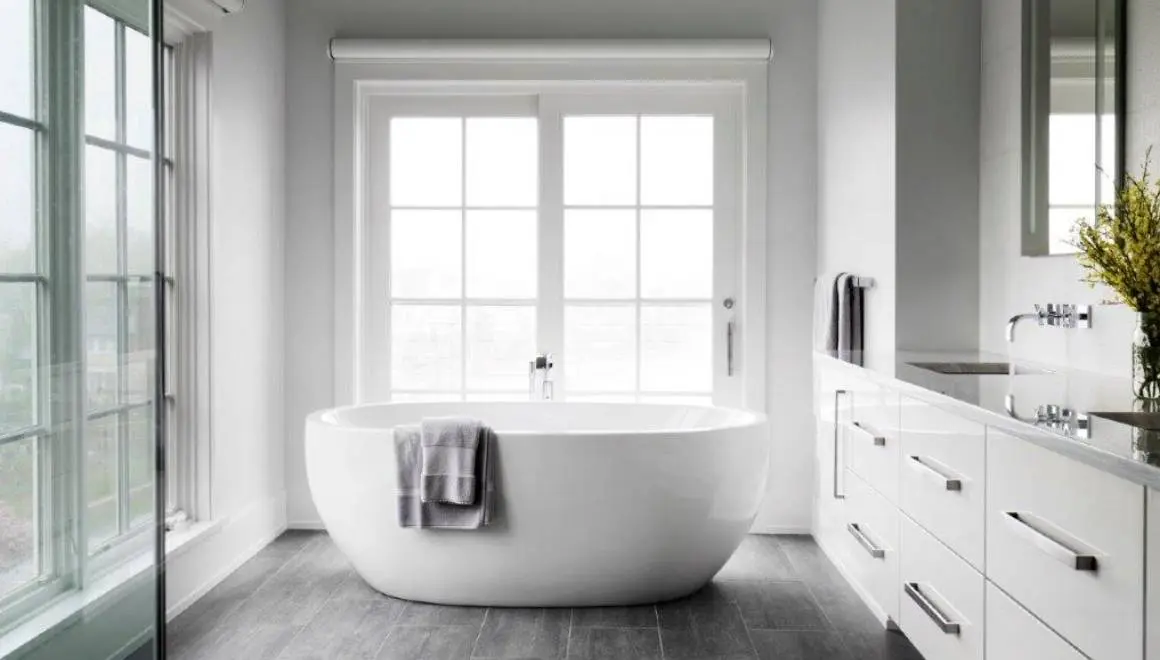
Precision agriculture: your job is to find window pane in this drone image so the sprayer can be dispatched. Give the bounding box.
[641,209,713,299]
[84,7,117,141]
[126,282,154,404]
[641,304,712,392]
[86,414,119,552]
[126,155,154,275]
[86,282,119,411]
[466,210,536,299]
[390,210,462,298]
[1049,115,1098,206]
[0,284,35,434]
[390,392,460,403]
[564,116,636,206]
[390,118,462,207]
[0,124,34,273]
[85,145,118,275]
[127,406,153,527]
[564,305,635,392]
[564,209,635,299]
[0,437,36,597]
[466,118,537,207]
[641,116,714,206]
[391,305,462,390]
[0,0,32,118]
[125,27,153,150]
[466,306,535,391]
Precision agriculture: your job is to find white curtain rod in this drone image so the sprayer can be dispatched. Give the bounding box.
[328,39,773,63]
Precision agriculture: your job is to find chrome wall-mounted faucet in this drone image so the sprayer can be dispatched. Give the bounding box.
[1006,303,1092,342]
[1004,394,1090,439]
[528,353,555,401]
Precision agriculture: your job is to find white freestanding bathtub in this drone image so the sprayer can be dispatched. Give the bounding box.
[305,402,768,607]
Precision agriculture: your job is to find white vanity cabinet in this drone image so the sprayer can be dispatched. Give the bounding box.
[987,428,1144,660]
[811,355,1152,660]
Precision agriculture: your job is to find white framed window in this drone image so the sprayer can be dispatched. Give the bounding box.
[334,43,768,410]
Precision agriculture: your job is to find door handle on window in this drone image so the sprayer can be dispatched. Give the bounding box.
[904,582,961,635]
[1003,512,1098,571]
[833,389,847,500]
[847,523,885,559]
[726,319,735,377]
[907,455,962,491]
[845,421,886,446]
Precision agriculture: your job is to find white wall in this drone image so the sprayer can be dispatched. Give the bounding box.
[977,0,1151,375]
[166,0,289,621]
[895,0,980,354]
[283,0,821,533]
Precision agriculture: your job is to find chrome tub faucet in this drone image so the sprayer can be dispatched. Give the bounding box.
[1006,304,1092,343]
[528,353,555,401]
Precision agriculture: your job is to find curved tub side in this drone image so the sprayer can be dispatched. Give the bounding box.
[305,412,769,606]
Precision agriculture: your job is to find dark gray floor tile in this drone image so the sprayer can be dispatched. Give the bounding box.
[471,608,570,659]
[570,606,657,629]
[749,630,851,660]
[169,533,315,656]
[657,586,755,660]
[276,578,406,660]
[229,536,352,629]
[396,601,488,626]
[724,581,829,631]
[376,625,480,660]
[714,536,797,582]
[838,629,924,660]
[566,627,662,660]
[776,536,847,591]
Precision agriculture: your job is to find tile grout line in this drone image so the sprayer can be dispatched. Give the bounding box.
[564,607,574,659]
[653,604,665,660]
[468,607,490,659]
[270,566,358,660]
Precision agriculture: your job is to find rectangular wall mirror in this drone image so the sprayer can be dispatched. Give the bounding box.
[1022,0,1126,257]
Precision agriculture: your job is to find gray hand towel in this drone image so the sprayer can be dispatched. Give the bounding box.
[420,416,483,505]
[395,424,496,529]
[826,272,849,357]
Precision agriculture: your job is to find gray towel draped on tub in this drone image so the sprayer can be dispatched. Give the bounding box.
[420,416,482,505]
[394,422,496,529]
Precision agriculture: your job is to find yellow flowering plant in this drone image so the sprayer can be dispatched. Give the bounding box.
[1072,152,1160,313]
[1072,150,1160,402]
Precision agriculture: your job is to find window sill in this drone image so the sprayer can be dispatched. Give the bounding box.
[0,521,222,659]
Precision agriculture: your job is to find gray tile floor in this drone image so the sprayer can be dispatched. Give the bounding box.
[168,531,923,660]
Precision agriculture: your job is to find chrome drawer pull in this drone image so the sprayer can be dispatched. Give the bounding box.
[847,522,885,559]
[846,421,886,446]
[1003,512,1098,571]
[907,455,962,491]
[904,582,961,635]
[833,389,847,500]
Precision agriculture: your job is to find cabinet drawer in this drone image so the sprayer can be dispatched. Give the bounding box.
[986,582,1086,660]
[899,398,985,569]
[987,428,1144,660]
[899,516,984,660]
[842,469,900,622]
[846,384,900,503]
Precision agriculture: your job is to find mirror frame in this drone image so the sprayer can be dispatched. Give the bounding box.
[1021,0,1127,257]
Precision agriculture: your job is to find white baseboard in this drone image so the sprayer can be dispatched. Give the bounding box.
[165,492,287,622]
[749,525,812,535]
[286,519,326,530]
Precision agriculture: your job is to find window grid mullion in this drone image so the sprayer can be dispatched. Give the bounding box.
[459,116,468,402]
[113,19,130,541]
[633,114,642,404]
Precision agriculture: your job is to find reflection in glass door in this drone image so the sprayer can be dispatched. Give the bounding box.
[0,0,162,658]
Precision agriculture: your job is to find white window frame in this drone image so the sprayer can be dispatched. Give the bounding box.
[332,41,770,411]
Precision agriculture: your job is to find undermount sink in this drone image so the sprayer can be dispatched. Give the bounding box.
[1090,411,1160,431]
[908,361,1014,375]
[907,361,1055,376]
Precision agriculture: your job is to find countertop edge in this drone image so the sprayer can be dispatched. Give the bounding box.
[813,352,1160,491]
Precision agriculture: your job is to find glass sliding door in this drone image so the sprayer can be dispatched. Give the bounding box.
[0,0,163,658]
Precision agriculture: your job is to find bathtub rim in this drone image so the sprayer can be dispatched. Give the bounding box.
[306,401,767,438]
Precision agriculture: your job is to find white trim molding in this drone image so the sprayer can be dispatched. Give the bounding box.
[329,39,773,63]
[331,50,769,411]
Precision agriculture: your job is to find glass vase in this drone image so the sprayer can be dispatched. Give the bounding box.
[1134,311,1160,406]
